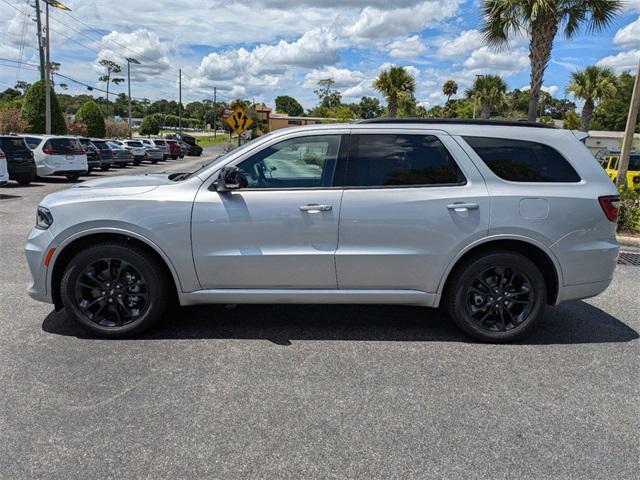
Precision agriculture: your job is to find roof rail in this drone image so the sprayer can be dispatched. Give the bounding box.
[355,118,556,129]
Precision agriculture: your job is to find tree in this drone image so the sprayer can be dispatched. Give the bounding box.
[139,115,160,137]
[567,65,617,131]
[466,74,507,119]
[313,79,342,112]
[75,101,106,138]
[104,118,129,138]
[0,105,29,133]
[443,80,458,102]
[67,120,88,136]
[21,80,67,134]
[481,0,622,121]
[14,81,31,94]
[373,66,416,118]
[563,111,581,130]
[98,59,125,116]
[275,95,304,116]
[592,72,640,132]
[358,96,383,119]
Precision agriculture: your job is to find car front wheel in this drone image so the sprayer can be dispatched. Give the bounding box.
[60,242,170,338]
[445,251,546,343]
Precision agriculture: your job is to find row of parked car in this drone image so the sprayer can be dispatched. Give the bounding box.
[0,134,203,186]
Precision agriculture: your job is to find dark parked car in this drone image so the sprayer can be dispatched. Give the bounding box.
[106,141,134,167]
[78,138,101,173]
[0,135,36,185]
[90,139,116,171]
[181,134,203,156]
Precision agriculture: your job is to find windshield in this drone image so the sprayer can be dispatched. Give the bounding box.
[126,141,143,147]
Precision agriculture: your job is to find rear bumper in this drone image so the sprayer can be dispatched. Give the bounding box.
[8,161,36,180]
[555,278,613,304]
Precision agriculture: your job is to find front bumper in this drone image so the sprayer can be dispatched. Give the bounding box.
[25,227,57,304]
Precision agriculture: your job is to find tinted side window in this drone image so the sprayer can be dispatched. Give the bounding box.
[464,137,580,182]
[0,137,29,151]
[346,134,465,187]
[23,137,42,149]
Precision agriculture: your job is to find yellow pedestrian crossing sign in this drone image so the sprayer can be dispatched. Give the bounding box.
[226,107,253,135]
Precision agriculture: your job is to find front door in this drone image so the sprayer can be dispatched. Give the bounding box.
[191,133,346,289]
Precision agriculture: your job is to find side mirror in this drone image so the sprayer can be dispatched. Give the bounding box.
[213,165,248,191]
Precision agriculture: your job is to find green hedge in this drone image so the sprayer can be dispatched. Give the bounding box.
[75,101,105,138]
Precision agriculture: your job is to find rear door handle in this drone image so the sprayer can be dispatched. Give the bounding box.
[447,202,479,211]
[300,204,332,213]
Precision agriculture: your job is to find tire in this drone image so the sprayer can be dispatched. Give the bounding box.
[87,167,93,174]
[100,165,110,172]
[60,242,170,338]
[17,177,32,185]
[171,156,178,160]
[66,173,81,181]
[444,251,546,343]
[133,160,141,166]
[151,159,158,164]
[179,155,184,159]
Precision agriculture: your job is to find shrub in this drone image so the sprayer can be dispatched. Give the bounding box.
[67,120,88,136]
[20,80,67,134]
[0,105,29,133]
[105,119,129,138]
[617,186,640,233]
[139,115,160,137]
[75,101,105,137]
[563,111,581,130]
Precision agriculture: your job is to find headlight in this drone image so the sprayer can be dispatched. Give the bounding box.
[36,206,53,230]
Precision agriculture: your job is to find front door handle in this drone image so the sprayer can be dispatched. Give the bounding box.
[300,204,332,213]
[447,202,479,212]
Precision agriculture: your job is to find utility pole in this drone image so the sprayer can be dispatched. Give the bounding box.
[213,86,217,139]
[126,58,140,139]
[616,59,640,188]
[178,69,182,134]
[44,1,51,134]
[34,0,45,81]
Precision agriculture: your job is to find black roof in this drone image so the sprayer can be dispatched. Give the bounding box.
[356,118,556,129]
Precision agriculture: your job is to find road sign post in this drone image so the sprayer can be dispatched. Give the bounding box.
[226,107,253,147]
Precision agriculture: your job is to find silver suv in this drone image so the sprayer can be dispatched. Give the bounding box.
[26,120,620,342]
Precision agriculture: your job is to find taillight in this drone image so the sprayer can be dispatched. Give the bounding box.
[598,195,620,222]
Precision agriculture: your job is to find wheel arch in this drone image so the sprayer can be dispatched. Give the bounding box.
[438,236,562,306]
[49,229,182,310]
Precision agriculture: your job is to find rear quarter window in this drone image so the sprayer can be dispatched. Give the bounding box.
[0,137,29,150]
[463,136,581,183]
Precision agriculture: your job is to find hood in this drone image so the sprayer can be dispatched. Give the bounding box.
[41,174,176,207]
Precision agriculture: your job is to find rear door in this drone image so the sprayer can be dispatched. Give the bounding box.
[335,129,490,293]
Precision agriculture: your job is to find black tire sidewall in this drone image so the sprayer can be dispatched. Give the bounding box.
[447,252,547,342]
[60,243,169,337]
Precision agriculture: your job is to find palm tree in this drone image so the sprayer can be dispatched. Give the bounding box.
[373,66,416,118]
[465,74,507,119]
[567,65,617,131]
[443,80,458,102]
[481,0,622,122]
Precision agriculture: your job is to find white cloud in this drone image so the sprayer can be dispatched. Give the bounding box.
[343,0,461,40]
[623,0,640,12]
[303,66,365,88]
[520,85,560,96]
[96,29,172,81]
[463,47,529,76]
[437,29,483,57]
[613,17,640,49]
[387,35,428,59]
[597,49,640,72]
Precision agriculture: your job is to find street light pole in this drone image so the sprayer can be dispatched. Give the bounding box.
[125,57,140,139]
[43,1,71,134]
[44,1,51,134]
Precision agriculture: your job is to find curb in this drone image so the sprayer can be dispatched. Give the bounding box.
[617,235,640,248]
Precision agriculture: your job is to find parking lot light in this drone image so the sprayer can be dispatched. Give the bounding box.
[126,57,141,139]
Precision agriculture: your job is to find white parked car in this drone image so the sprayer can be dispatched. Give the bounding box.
[22,135,88,180]
[118,140,147,165]
[0,148,9,186]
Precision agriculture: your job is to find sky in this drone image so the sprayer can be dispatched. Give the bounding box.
[1,0,639,111]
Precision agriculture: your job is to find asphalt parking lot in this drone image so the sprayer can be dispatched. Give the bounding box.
[1,146,639,479]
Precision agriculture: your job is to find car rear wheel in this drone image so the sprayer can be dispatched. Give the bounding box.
[444,251,546,343]
[60,242,170,338]
[100,165,110,171]
[66,173,81,181]
[17,177,32,185]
